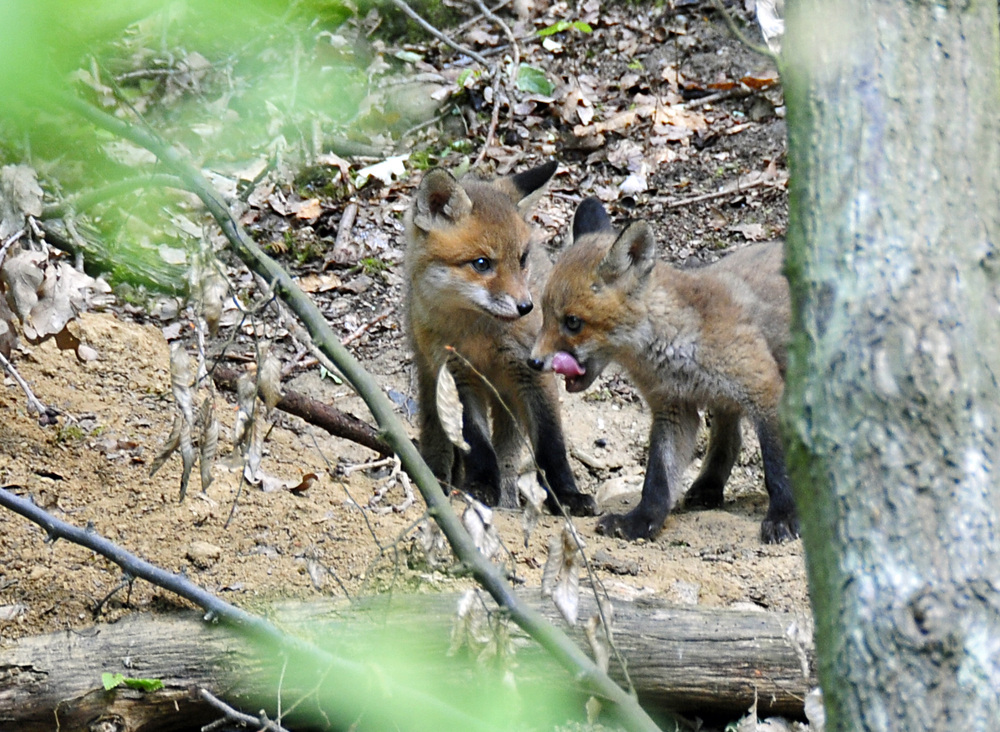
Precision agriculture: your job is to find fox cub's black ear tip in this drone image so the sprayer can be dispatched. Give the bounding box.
[510,160,559,198]
[573,197,614,241]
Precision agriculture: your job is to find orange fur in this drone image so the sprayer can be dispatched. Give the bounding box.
[403,163,595,516]
[530,198,796,543]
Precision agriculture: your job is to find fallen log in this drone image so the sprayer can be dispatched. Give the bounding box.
[0,593,815,731]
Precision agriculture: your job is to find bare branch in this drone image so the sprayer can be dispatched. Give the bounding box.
[199,688,292,732]
[0,350,58,425]
[389,0,490,67]
[0,486,498,732]
[709,0,779,64]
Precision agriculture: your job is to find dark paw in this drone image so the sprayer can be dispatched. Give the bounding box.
[465,480,501,507]
[761,513,800,544]
[684,477,725,510]
[548,491,597,517]
[596,510,663,541]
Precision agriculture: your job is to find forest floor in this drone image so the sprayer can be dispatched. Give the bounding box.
[0,1,808,728]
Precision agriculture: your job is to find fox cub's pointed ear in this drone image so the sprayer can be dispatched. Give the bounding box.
[598,222,656,283]
[502,160,558,214]
[413,169,473,232]
[572,197,614,242]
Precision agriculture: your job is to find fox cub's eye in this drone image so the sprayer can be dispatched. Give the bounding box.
[563,315,583,334]
[519,251,529,269]
[470,257,492,273]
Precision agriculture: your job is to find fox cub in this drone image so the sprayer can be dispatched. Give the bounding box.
[529,197,797,543]
[404,162,596,516]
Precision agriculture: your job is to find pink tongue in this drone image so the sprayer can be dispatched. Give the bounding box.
[551,351,586,377]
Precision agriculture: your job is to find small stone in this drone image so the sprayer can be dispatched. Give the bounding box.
[186,541,222,569]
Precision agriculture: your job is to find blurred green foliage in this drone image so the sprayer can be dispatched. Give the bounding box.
[0,0,377,290]
[247,611,590,731]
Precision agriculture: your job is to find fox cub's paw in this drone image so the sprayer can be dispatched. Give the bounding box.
[465,480,502,508]
[550,491,597,517]
[683,476,726,510]
[595,509,663,541]
[760,513,800,544]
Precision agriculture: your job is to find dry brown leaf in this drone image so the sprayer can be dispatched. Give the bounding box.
[0,296,17,359]
[652,106,708,137]
[448,589,490,657]
[288,472,318,494]
[149,414,183,477]
[436,364,469,452]
[418,518,451,568]
[462,499,501,560]
[731,223,768,241]
[518,473,546,547]
[316,152,352,183]
[294,198,323,220]
[741,72,780,90]
[258,347,283,413]
[297,273,343,293]
[0,165,43,239]
[198,396,218,492]
[2,250,45,323]
[200,268,227,336]
[584,611,612,673]
[542,525,583,625]
[29,262,110,341]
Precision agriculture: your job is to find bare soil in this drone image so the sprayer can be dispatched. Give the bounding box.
[0,304,808,642]
[0,0,809,725]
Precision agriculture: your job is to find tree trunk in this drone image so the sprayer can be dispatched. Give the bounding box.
[0,595,815,731]
[782,1,1000,730]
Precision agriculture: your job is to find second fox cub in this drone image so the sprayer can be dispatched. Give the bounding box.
[404,162,596,516]
[530,198,797,543]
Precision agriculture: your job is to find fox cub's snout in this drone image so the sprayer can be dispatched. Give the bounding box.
[403,163,596,517]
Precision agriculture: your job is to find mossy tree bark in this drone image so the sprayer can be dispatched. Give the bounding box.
[782,1,1000,730]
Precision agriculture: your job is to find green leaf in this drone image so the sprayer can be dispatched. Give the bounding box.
[537,19,592,36]
[102,672,164,692]
[516,65,555,97]
[123,677,165,692]
[537,20,570,37]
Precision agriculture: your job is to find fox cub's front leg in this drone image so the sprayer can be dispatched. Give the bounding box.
[597,404,700,540]
[684,408,742,510]
[524,374,597,516]
[755,417,798,543]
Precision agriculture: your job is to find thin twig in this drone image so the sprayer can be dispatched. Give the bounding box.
[685,86,752,109]
[473,72,504,169]
[43,174,186,217]
[200,688,292,732]
[666,173,780,208]
[474,0,519,79]
[0,228,26,265]
[341,311,389,346]
[709,0,778,64]
[454,0,513,34]
[390,0,490,66]
[0,350,58,425]
[342,456,396,476]
[334,202,358,253]
[469,0,517,169]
